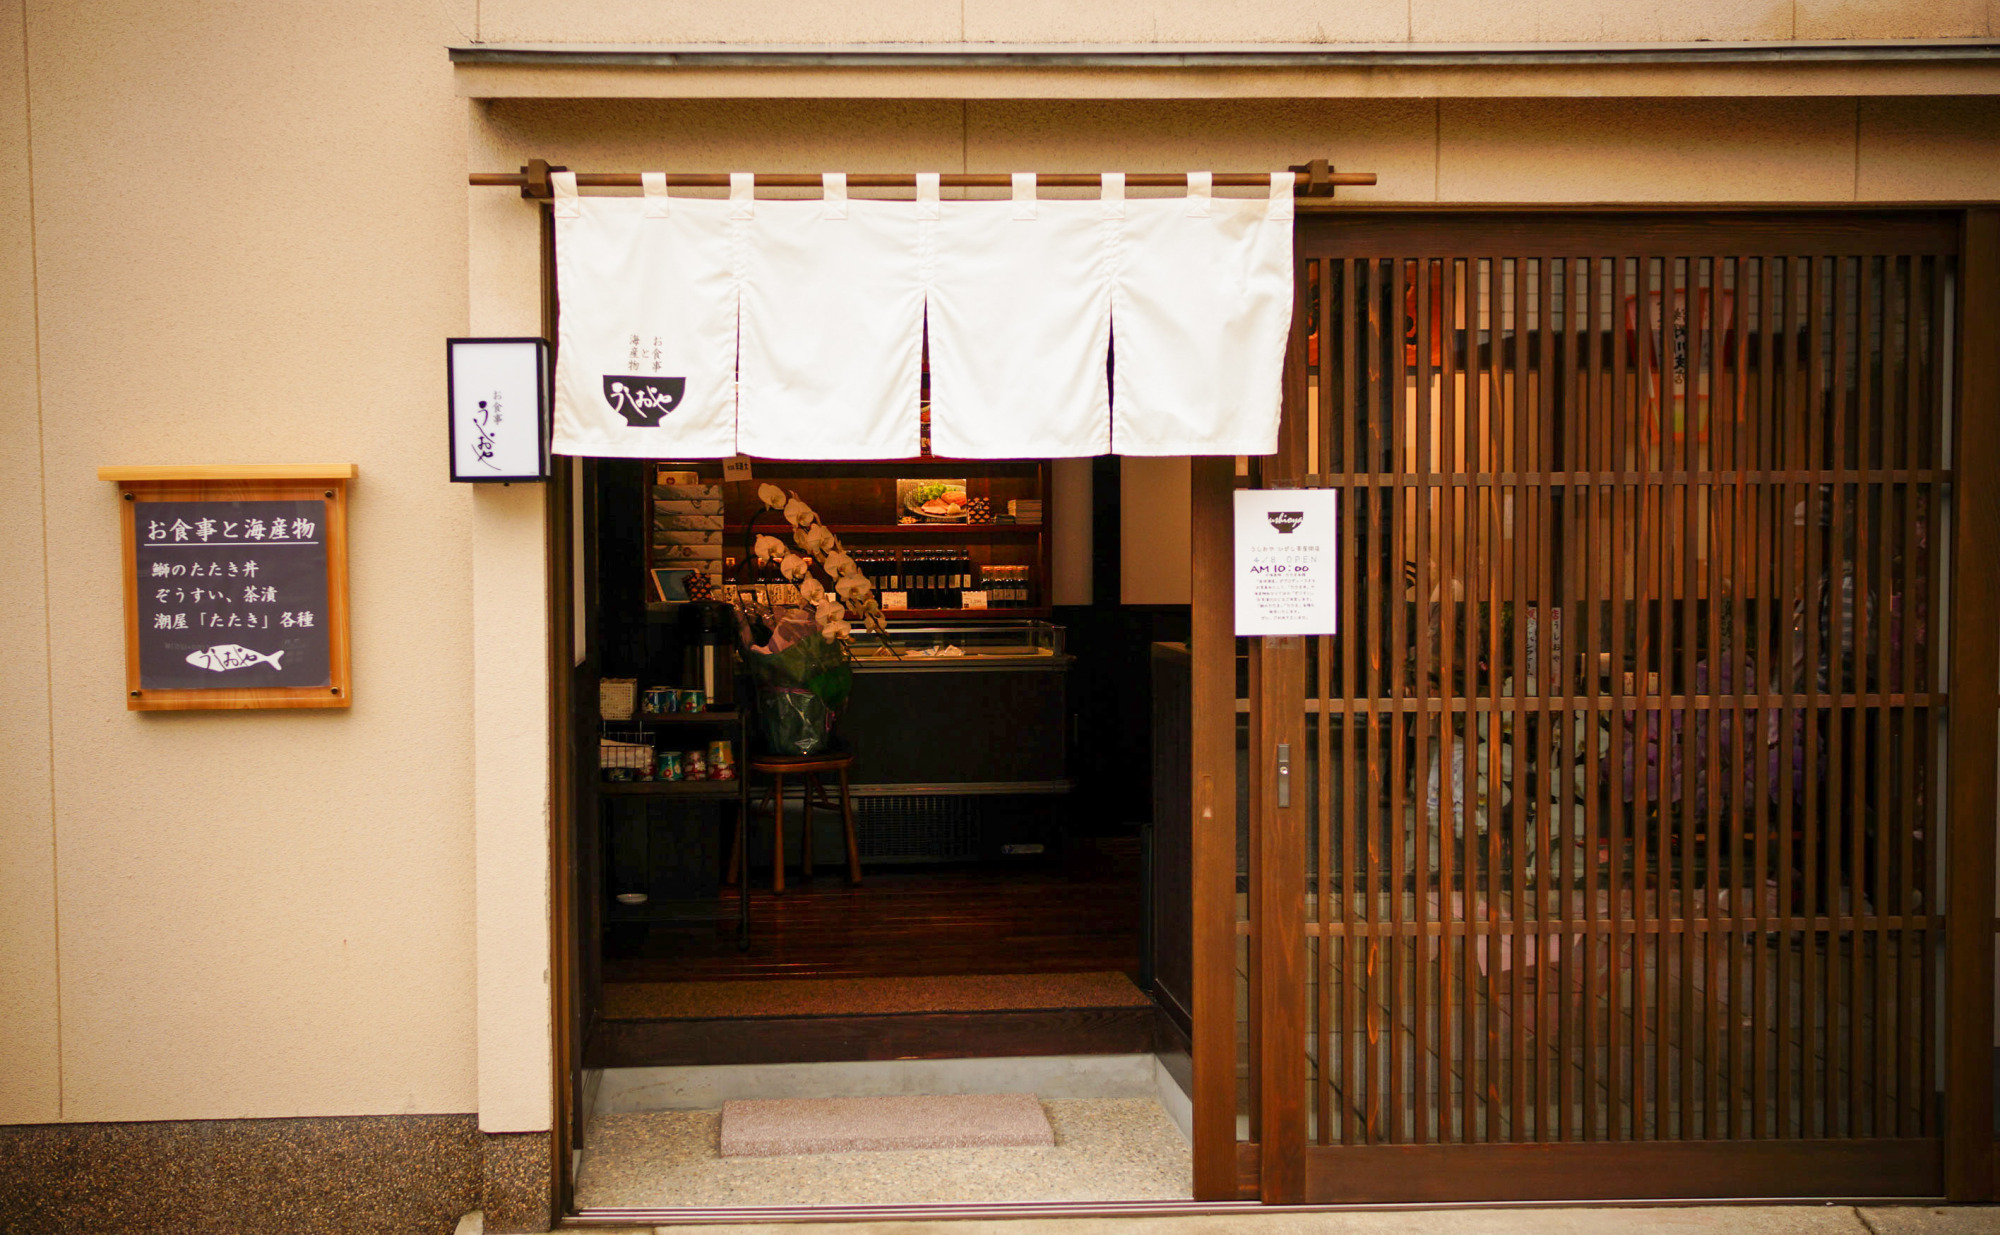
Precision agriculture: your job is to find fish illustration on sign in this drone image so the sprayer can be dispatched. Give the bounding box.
[184,645,285,673]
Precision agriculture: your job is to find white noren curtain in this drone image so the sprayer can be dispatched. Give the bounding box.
[925,173,1115,458]
[736,175,925,460]
[549,171,1294,461]
[550,171,741,459]
[1109,172,1293,456]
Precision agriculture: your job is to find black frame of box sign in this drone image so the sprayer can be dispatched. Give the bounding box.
[446,336,552,483]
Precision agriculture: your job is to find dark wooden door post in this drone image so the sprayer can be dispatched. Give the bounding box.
[1945,207,1999,1203]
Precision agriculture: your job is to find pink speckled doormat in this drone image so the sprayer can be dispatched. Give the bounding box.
[719,1093,1055,1157]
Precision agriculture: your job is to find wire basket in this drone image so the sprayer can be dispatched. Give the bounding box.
[599,724,655,780]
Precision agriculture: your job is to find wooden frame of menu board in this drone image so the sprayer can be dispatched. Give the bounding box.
[100,465,355,711]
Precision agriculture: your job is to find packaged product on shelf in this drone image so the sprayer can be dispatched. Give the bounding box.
[653,498,724,515]
[656,544,724,563]
[707,739,736,780]
[653,512,724,531]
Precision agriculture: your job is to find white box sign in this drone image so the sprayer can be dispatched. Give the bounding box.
[447,337,550,482]
[1234,488,1340,636]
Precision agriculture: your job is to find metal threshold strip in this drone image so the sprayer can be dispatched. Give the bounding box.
[451,38,2000,69]
[565,1195,1948,1225]
[570,1201,1268,1225]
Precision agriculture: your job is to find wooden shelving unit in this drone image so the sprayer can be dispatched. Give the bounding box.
[651,458,1053,620]
[875,608,1053,621]
[722,523,1043,537]
[599,780,742,799]
[598,704,750,945]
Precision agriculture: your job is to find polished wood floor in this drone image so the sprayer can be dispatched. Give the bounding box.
[602,841,1142,985]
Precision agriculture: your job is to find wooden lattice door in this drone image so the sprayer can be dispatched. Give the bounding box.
[1238,211,1997,1203]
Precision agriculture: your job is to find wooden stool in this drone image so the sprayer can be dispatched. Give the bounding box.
[728,753,859,893]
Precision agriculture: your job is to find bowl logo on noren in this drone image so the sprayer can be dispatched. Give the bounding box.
[1267,511,1306,534]
[603,375,687,427]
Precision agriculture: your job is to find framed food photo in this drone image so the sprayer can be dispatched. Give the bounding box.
[894,477,968,522]
[100,465,354,711]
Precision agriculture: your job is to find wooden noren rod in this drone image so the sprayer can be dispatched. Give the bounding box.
[472,161,1375,198]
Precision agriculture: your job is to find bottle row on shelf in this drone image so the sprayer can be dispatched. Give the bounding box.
[847,550,1038,610]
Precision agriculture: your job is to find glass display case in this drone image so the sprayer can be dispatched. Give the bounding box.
[838,620,1070,794]
[849,620,1066,664]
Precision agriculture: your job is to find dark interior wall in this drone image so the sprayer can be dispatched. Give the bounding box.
[595,459,671,681]
[1056,456,1191,836]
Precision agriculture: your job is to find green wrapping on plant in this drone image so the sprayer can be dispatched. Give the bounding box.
[756,685,835,756]
[743,628,853,710]
[805,665,853,710]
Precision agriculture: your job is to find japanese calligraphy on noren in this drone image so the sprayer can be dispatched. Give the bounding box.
[135,499,332,690]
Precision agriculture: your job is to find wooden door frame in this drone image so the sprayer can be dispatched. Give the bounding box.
[1209,206,2000,1206]
[544,204,2000,1213]
[1945,207,1998,1202]
[542,197,582,1216]
[1187,276,1321,1201]
[1189,455,1242,1199]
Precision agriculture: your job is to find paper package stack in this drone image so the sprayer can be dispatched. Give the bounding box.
[654,468,723,590]
[1007,498,1043,525]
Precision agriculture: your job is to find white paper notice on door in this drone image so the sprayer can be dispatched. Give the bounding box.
[1234,488,1340,637]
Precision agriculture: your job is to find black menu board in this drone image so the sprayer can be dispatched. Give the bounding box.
[134,499,332,690]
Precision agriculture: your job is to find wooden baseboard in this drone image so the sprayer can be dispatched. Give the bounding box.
[588,1005,1156,1068]
[1302,1138,1942,1203]
[1151,1003,1193,1098]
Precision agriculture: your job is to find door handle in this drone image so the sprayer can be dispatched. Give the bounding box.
[1276,743,1291,808]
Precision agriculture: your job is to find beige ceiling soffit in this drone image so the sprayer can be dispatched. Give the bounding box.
[451,39,2000,99]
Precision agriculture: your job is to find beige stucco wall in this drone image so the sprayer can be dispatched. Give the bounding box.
[1123,458,1194,606]
[0,0,58,1127]
[5,0,2000,1144]
[471,95,2000,208]
[0,0,482,1126]
[472,0,1997,43]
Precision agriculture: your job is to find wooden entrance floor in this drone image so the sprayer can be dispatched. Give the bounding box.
[603,850,1142,984]
[591,849,1153,1068]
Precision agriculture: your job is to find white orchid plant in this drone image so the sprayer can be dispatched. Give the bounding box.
[747,482,890,646]
[735,484,897,722]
